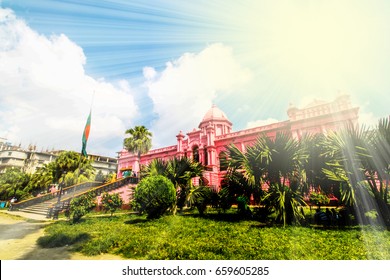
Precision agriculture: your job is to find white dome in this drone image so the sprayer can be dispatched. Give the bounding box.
[201,104,229,122]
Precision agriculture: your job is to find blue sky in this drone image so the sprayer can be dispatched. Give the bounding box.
[1,0,390,157]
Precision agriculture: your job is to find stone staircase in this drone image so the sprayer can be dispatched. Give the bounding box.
[16,200,54,216]
[10,177,139,220]
[10,181,102,219]
[47,176,139,219]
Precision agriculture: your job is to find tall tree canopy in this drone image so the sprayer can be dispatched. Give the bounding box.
[124,125,152,172]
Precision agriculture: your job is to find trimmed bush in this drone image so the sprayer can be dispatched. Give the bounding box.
[133,175,176,219]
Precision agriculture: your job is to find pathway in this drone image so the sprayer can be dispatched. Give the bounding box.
[0,212,124,260]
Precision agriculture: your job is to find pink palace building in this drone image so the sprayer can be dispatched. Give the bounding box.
[117,95,359,188]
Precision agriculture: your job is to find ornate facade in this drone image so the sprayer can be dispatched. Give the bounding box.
[117,95,359,187]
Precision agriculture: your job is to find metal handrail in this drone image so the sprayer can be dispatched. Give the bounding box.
[47,176,138,218]
[11,181,101,210]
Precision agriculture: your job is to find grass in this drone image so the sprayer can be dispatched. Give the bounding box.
[37,210,390,260]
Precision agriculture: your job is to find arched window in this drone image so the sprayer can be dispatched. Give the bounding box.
[204,148,208,166]
[192,146,199,162]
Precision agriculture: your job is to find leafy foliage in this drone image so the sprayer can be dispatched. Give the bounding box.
[133,175,176,219]
[0,168,30,200]
[322,123,390,225]
[309,192,330,207]
[69,192,96,223]
[186,185,212,215]
[101,192,123,216]
[143,157,204,211]
[124,125,152,168]
[26,151,95,193]
[262,184,306,226]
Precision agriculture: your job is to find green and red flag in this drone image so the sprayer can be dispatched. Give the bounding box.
[81,110,91,157]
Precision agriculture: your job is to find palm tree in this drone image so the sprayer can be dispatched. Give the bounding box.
[142,158,168,178]
[373,116,390,205]
[123,126,152,174]
[165,157,204,211]
[142,157,204,211]
[260,132,307,225]
[224,132,307,225]
[223,135,270,202]
[26,162,55,193]
[55,151,94,184]
[322,123,390,225]
[261,132,307,188]
[301,134,330,191]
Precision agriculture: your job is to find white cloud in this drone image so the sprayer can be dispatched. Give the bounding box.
[246,118,280,129]
[0,8,137,156]
[145,43,252,147]
[143,66,157,80]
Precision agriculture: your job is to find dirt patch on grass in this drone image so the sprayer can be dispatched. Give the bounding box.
[0,212,124,260]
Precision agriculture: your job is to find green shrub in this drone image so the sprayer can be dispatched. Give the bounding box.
[309,192,330,207]
[262,184,306,226]
[210,187,233,213]
[101,192,123,216]
[133,175,176,219]
[187,186,212,215]
[69,192,96,223]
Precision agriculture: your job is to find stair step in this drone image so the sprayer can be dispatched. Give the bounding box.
[18,209,48,215]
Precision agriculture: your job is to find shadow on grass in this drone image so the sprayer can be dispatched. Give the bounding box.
[37,232,91,248]
[183,212,249,223]
[124,218,150,225]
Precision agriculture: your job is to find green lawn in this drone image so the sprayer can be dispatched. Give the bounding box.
[38,211,390,260]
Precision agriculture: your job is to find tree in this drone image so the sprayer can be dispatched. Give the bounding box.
[322,122,390,225]
[25,151,95,194]
[224,132,307,224]
[0,168,30,200]
[55,151,94,184]
[123,126,152,173]
[260,132,307,189]
[300,133,336,195]
[223,137,269,204]
[101,192,123,216]
[143,157,204,211]
[165,157,204,211]
[142,158,168,178]
[262,184,306,226]
[186,185,212,215]
[224,132,307,199]
[68,192,96,223]
[26,162,56,194]
[133,175,176,219]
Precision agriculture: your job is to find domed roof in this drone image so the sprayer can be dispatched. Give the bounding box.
[201,104,230,123]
